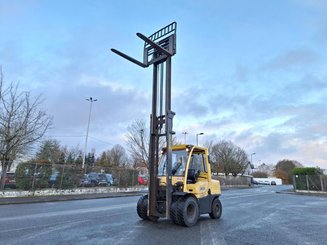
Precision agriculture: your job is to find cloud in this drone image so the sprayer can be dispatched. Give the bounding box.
[173,86,209,118]
[262,48,319,71]
[234,64,249,82]
[279,103,327,139]
[292,0,327,9]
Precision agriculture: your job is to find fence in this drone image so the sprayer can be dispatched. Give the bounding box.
[214,175,252,187]
[293,175,327,192]
[11,163,141,191]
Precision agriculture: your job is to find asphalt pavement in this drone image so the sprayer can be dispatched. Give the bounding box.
[1,185,327,245]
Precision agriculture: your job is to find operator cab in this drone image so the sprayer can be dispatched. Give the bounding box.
[158,144,213,198]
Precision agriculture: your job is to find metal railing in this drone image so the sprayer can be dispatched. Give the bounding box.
[293,175,327,192]
[11,163,143,191]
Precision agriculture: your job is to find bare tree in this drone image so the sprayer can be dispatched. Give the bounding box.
[211,140,249,176]
[126,119,150,169]
[252,171,268,178]
[126,119,179,170]
[108,144,129,168]
[96,144,129,168]
[0,71,52,189]
[204,140,215,162]
[274,159,302,184]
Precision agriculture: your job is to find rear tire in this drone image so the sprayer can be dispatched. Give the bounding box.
[137,195,149,220]
[209,198,222,219]
[176,196,199,227]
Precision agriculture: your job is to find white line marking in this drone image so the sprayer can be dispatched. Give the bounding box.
[200,220,227,245]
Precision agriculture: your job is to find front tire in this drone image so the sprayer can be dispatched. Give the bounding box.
[176,196,199,227]
[137,195,149,220]
[170,198,182,225]
[209,198,222,219]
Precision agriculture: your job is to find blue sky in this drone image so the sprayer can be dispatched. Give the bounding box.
[1,0,327,168]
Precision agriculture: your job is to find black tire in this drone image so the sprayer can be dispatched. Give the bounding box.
[170,198,182,225]
[209,198,222,219]
[137,195,149,220]
[176,196,199,227]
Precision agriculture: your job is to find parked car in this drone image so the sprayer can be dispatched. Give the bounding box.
[252,179,258,185]
[87,172,100,186]
[97,174,108,186]
[4,172,16,189]
[79,174,92,187]
[138,175,148,185]
[271,181,276,185]
[105,174,114,186]
[263,180,270,185]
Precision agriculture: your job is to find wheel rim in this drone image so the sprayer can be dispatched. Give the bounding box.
[214,202,220,215]
[187,203,196,220]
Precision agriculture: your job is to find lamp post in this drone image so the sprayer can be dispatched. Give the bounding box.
[82,97,97,169]
[196,132,204,146]
[250,152,256,166]
[182,131,188,144]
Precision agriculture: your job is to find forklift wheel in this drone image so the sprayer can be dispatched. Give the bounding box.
[170,198,182,225]
[209,198,222,219]
[137,195,149,220]
[177,196,199,227]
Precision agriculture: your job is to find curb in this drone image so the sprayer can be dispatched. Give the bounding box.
[276,189,327,197]
[0,192,143,205]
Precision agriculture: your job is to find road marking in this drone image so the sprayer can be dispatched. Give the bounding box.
[19,220,86,242]
[200,220,227,245]
[0,203,135,222]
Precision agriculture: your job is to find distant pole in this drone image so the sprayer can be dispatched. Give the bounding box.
[251,153,256,166]
[182,132,188,144]
[82,97,97,169]
[196,133,204,146]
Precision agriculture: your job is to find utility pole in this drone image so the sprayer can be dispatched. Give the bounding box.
[251,153,256,166]
[182,131,188,144]
[196,132,204,146]
[82,97,97,170]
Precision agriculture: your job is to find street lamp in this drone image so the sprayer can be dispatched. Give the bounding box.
[182,131,188,144]
[250,152,256,166]
[82,97,97,169]
[196,132,204,146]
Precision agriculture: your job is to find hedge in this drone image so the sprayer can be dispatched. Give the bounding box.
[292,167,321,175]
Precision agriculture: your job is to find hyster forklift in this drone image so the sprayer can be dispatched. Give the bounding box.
[111,22,222,227]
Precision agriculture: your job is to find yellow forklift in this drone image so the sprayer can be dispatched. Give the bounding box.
[112,22,222,227]
[137,144,222,226]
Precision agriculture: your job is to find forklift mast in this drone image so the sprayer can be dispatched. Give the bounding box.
[111,22,177,219]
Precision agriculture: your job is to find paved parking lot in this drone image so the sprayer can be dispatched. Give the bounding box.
[0,185,326,244]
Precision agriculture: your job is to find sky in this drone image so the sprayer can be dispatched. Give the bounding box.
[1,0,327,169]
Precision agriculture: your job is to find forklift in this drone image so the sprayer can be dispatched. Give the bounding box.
[111,22,222,227]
